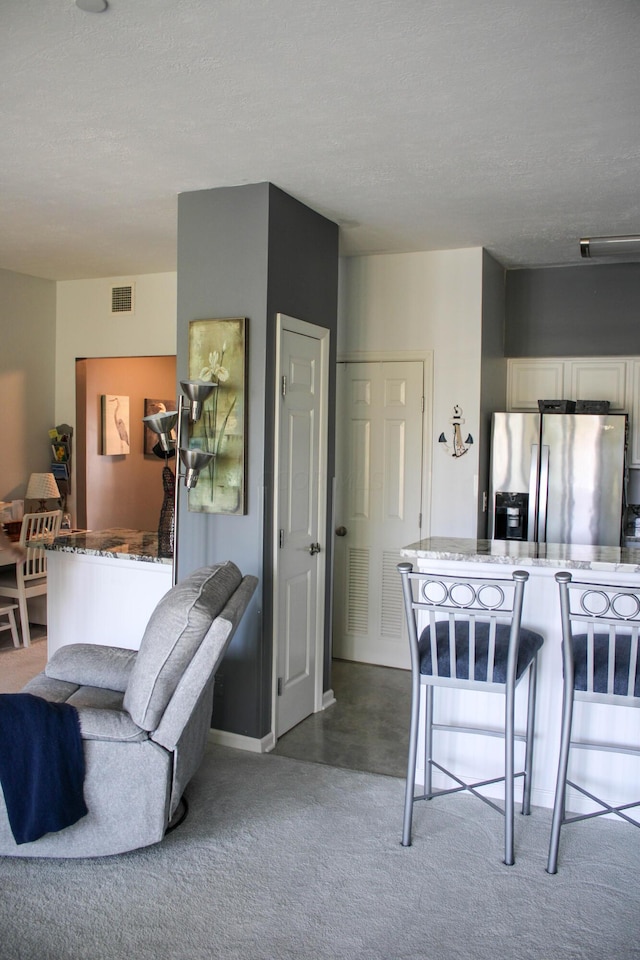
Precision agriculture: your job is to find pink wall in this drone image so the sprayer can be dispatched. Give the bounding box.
[76,356,176,531]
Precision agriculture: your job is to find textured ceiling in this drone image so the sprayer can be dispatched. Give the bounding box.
[2,0,640,280]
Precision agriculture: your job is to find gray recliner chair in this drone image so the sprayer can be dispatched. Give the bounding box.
[0,561,257,858]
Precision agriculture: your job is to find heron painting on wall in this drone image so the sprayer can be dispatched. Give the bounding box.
[100,394,131,455]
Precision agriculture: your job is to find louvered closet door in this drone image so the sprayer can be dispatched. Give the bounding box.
[333,361,424,669]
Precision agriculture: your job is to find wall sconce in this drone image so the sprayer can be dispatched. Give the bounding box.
[143,379,218,584]
[580,235,640,259]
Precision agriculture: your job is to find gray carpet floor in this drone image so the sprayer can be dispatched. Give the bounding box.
[0,628,47,694]
[1,744,638,960]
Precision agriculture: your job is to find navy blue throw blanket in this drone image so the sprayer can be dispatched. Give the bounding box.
[0,693,88,844]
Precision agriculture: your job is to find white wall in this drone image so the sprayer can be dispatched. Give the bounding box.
[55,273,177,518]
[338,248,484,537]
[0,267,56,501]
[51,253,484,536]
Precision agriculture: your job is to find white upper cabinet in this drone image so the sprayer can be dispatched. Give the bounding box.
[570,360,627,411]
[508,358,629,413]
[507,360,565,410]
[508,356,640,463]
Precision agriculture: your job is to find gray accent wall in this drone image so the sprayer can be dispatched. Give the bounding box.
[176,183,338,741]
[265,187,340,701]
[505,263,640,357]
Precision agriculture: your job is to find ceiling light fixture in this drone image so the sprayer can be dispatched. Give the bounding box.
[75,0,108,12]
[580,235,640,260]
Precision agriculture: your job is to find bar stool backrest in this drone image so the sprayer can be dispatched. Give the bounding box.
[556,571,640,707]
[400,566,531,691]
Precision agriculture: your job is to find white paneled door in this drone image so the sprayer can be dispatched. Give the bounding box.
[333,361,425,669]
[274,316,329,738]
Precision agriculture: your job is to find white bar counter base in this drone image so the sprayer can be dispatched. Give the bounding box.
[400,537,640,816]
[46,529,172,656]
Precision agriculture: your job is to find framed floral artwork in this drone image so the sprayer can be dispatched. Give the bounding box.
[187,317,247,515]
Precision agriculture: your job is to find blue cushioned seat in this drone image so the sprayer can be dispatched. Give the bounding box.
[419,621,544,684]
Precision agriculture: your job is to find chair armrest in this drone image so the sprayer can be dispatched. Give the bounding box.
[45,643,137,693]
[77,707,148,743]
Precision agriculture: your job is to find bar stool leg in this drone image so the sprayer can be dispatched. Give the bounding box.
[504,679,516,866]
[402,670,421,846]
[522,657,538,816]
[424,685,434,799]
[547,686,574,874]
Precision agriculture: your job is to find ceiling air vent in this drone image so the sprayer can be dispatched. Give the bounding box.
[111,283,135,315]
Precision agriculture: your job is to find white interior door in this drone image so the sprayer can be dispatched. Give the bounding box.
[274,315,329,738]
[333,360,425,669]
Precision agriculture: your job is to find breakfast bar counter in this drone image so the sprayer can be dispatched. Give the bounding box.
[400,537,640,814]
[401,535,640,573]
[45,528,172,656]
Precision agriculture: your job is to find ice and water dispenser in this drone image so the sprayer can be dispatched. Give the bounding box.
[493,492,529,541]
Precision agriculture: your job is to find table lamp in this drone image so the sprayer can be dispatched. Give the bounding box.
[25,472,61,512]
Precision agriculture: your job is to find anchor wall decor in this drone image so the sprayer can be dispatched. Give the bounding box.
[438,405,474,458]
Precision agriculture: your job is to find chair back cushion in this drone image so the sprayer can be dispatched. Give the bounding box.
[572,633,640,697]
[123,562,242,730]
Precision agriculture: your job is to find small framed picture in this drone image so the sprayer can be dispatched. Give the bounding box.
[144,399,176,455]
[100,395,130,455]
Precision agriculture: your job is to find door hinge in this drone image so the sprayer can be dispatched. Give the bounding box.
[281,375,287,398]
[279,529,284,548]
[421,395,425,413]
[277,677,283,696]
[418,513,422,528]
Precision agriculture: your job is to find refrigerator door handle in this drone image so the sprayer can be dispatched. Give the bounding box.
[538,444,550,543]
[528,444,539,540]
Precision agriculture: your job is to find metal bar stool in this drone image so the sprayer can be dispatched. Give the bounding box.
[398,562,544,865]
[547,571,640,874]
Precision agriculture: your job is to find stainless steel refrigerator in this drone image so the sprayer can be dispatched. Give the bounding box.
[488,412,627,547]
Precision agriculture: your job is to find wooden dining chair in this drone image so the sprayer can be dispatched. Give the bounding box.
[0,511,62,647]
[0,604,20,648]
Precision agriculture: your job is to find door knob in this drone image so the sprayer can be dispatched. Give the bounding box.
[335,526,347,537]
[309,542,321,555]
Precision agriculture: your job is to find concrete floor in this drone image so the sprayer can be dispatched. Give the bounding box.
[273,659,411,780]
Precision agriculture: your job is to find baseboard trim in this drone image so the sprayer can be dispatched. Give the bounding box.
[208,728,275,754]
[322,688,336,710]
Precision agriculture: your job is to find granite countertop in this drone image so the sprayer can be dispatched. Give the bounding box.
[46,528,171,565]
[401,537,640,573]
